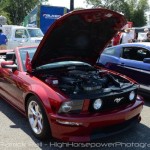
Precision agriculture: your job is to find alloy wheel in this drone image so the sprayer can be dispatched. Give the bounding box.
[28,100,43,134]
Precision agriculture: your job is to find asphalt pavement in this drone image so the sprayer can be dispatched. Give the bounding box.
[0,97,150,150]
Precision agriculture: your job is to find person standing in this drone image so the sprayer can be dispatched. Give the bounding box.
[112,31,122,46]
[144,28,149,33]
[143,28,149,40]
[0,29,7,50]
[120,28,132,44]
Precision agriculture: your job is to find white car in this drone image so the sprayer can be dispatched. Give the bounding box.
[2,25,44,49]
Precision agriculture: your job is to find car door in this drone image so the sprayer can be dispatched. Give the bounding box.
[0,53,25,110]
[117,47,150,86]
[9,29,29,49]
[98,46,121,66]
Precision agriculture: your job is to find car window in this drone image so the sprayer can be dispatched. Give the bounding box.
[15,29,28,38]
[122,47,150,61]
[27,29,43,37]
[103,47,116,56]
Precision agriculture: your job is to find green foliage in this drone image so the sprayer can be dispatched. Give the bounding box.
[1,0,149,26]
[1,0,39,25]
[0,0,11,24]
[75,7,85,10]
[86,0,124,10]
[86,0,149,26]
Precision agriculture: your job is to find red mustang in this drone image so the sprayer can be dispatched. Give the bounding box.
[0,9,143,142]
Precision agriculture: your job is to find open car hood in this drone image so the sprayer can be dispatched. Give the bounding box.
[31,8,126,69]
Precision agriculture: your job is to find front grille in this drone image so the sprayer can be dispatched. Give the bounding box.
[89,90,137,112]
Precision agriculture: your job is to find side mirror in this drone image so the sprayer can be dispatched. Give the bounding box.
[143,58,150,63]
[1,61,17,69]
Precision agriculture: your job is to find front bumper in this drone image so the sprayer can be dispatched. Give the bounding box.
[49,99,143,142]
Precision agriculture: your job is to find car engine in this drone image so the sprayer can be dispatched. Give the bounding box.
[35,64,135,98]
[34,63,138,112]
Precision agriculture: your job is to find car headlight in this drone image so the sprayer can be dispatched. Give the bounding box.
[58,100,84,114]
[129,91,136,101]
[93,99,103,110]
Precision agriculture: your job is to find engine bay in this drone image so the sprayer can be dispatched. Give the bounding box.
[34,63,136,98]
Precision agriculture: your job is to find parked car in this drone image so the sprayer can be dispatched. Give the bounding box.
[1,25,44,49]
[0,9,143,142]
[97,42,150,96]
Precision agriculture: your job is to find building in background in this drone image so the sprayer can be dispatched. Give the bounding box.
[23,5,69,34]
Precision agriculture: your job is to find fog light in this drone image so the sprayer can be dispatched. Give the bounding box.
[129,91,135,101]
[93,99,102,110]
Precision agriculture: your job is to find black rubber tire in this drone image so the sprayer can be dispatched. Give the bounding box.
[26,95,51,140]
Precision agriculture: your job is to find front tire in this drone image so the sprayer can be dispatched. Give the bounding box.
[27,96,50,140]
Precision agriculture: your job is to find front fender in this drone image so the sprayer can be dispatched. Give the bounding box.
[23,84,67,115]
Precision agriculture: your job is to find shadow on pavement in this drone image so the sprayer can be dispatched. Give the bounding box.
[143,97,150,107]
[0,99,150,150]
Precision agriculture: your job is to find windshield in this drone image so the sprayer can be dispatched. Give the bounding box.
[19,48,91,71]
[27,28,44,37]
[19,47,36,70]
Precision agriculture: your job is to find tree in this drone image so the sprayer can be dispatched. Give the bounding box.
[128,0,149,26]
[0,0,11,24]
[85,0,149,26]
[4,0,40,25]
[86,0,125,10]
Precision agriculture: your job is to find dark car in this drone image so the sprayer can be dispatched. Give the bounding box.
[97,42,150,96]
[0,9,143,142]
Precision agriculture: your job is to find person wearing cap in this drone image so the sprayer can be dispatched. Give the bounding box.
[0,29,7,50]
[120,28,133,44]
